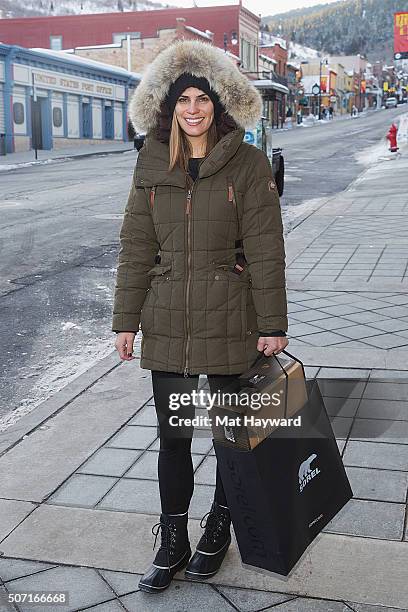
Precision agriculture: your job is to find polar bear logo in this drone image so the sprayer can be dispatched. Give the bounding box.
[298,453,318,485]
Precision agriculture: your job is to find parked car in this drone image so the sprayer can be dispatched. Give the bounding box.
[255,117,285,196]
[272,149,284,197]
[133,131,146,151]
[385,97,398,109]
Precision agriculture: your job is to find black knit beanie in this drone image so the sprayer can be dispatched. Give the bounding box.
[165,72,225,119]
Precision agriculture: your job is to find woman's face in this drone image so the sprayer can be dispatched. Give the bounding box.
[174,87,214,137]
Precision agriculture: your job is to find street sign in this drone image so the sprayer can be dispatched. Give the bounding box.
[244,131,255,145]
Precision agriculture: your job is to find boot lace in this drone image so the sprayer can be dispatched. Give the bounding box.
[200,507,230,544]
[151,520,177,569]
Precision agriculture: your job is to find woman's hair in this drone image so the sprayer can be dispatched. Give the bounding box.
[153,99,238,177]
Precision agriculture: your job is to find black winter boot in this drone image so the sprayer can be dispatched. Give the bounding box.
[184,500,231,580]
[138,511,191,593]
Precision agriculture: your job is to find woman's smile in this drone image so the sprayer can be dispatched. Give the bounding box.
[184,117,205,125]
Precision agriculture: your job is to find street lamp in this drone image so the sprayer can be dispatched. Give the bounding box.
[224,30,238,53]
[319,58,328,119]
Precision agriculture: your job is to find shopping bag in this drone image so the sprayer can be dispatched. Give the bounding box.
[213,350,353,577]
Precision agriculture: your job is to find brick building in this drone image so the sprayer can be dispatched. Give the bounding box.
[0,4,259,73]
[72,17,216,75]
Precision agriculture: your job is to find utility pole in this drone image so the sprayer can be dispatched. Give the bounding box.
[127,34,131,72]
[319,58,328,120]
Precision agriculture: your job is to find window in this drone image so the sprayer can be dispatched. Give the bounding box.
[50,35,63,50]
[241,39,257,72]
[13,102,24,125]
[53,107,62,128]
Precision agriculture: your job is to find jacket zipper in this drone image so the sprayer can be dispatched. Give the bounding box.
[184,180,195,377]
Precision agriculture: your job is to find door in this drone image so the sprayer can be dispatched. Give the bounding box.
[104,105,114,139]
[82,102,91,138]
[31,98,43,150]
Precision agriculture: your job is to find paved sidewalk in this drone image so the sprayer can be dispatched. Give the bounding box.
[0,142,135,171]
[1,145,408,611]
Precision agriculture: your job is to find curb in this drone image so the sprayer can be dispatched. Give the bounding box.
[2,130,407,454]
[0,349,124,458]
[0,147,135,172]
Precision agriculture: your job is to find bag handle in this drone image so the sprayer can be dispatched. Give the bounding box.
[250,348,307,400]
[248,351,289,418]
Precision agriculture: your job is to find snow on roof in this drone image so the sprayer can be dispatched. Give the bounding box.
[260,34,287,50]
[185,26,212,40]
[259,53,277,64]
[252,79,288,95]
[225,49,241,61]
[287,61,300,70]
[74,42,123,50]
[29,47,139,80]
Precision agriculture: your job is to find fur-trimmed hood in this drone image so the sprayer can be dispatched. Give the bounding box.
[128,39,263,133]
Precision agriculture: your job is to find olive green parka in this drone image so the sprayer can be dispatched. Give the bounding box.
[112,40,288,375]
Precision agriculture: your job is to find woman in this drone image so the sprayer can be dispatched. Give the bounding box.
[112,39,288,593]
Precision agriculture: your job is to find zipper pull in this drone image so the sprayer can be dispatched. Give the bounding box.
[228,181,236,207]
[184,366,189,377]
[150,186,156,209]
[186,189,192,215]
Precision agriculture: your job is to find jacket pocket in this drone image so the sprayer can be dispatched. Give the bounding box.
[147,263,172,277]
[141,263,172,336]
[213,262,250,284]
[213,263,250,341]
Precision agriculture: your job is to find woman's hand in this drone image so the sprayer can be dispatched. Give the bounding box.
[115,332,136,361]
[257,335,289,357]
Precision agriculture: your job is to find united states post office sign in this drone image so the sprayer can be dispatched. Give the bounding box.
[29,69,125,101]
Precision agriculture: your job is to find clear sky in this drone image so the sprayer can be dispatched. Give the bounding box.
[172,0,343,17]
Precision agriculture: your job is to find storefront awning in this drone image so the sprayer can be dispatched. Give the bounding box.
[252,79,289,95]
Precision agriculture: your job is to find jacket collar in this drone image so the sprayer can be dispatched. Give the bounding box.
[134,127,245,189]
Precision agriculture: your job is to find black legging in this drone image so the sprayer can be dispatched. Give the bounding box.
[151,370,242,514]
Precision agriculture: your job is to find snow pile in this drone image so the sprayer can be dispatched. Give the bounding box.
[354,114,408,167]
[0,159,63,172]
[398,113,408,144]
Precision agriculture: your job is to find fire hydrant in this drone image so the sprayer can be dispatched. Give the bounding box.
[386,123,398,152]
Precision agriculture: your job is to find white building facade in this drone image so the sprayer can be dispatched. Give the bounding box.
[0,44,139,154]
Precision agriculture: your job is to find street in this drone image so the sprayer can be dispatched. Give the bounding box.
[276,105,407,209]
[0,105,407,430]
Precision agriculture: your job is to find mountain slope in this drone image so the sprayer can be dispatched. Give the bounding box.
[263,0,408,62]
[0,0,171,18]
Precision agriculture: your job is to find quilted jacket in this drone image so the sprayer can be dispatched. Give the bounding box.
[112,40,288,375]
